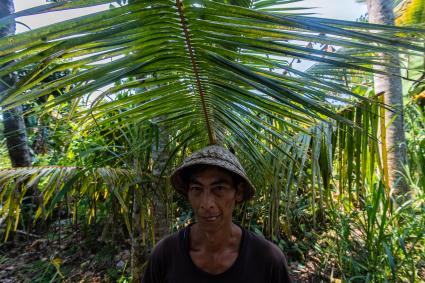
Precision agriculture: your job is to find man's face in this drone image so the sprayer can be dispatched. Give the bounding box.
[187,166,243,231]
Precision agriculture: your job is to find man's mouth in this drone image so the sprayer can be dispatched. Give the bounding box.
[201,215,220,222]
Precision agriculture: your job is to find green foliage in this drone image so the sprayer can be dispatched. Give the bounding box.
[405,103,425,190]
[395,0,425,26]
[0,141,11,168]
[315,178,425,282]
[0,0,425,281]
[1,0,424,168]
[23,258,63,283]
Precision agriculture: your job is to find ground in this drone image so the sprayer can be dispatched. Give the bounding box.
[0,224,334,282]
[0,225,131,283]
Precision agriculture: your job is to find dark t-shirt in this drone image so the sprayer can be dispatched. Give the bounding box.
[142,224,293,283]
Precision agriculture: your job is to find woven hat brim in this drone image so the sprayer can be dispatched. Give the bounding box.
[170,158,255,201]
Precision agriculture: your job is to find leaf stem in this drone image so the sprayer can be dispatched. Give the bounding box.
[176,0,216,145]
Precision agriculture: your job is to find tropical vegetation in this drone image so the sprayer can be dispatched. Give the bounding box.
[0,0,424,281]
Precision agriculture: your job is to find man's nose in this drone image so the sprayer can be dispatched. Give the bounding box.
[200,191,214,209]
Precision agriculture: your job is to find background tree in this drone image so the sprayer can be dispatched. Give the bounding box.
[0,0,36,237]
[0,0,32,168]
[366,0,408,195]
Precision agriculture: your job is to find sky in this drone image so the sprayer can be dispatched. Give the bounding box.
[14,1,109,33]
[288,0,367,20]
[14,0,368,33]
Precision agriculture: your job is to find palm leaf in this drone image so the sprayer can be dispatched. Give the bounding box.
[0,0,424,178]
[395,0,425,26]
[0,166,146,240]
[3,3,424,268]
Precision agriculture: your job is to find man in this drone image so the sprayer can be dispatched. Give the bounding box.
[142,145,292,282]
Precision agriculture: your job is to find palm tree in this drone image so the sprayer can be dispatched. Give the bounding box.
[0,0,32,168]
[366,0,408,196]
[1,0,425,278]
[0,0,36,237]
[0,0,422,158]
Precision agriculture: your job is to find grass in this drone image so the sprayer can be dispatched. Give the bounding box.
[312,178,425,282]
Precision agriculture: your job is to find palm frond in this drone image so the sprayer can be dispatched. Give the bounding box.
[0,0,424,173]
[0,166,145,240]
[395,0,425,26]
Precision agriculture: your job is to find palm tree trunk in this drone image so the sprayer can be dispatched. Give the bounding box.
[0,0,32,168]
[366,0,408,195]
[1,0,35,238]
[2,105,32,167]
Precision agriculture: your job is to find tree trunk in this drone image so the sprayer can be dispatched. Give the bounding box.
[2,105,32,167]
[0,0,32,168]
[1,0,35,238]
[367,0,408,195]
[131,185,145,283]
[131,137,170,282]
[151,124,170,243]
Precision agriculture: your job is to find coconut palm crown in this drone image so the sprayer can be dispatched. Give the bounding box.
[0,0,424,167]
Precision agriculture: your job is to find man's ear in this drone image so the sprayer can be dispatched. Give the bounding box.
[235,183,244,203]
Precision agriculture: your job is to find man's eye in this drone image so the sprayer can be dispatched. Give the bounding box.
[214,186,225,191]
[189,187,202,192]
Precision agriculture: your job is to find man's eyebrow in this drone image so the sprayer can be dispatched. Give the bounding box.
[188,179,202,186]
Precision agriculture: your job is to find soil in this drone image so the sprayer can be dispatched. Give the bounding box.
[0,226,131,283]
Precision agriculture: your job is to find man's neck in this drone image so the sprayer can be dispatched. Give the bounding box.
[190,222,241,253]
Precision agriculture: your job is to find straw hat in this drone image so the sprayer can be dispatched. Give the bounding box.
[170,145,256,201]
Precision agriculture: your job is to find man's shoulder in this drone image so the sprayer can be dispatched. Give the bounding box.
[243,229,293,282]
[244,229,286,261]
[150,229,182,259]
[157,230,181,246]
